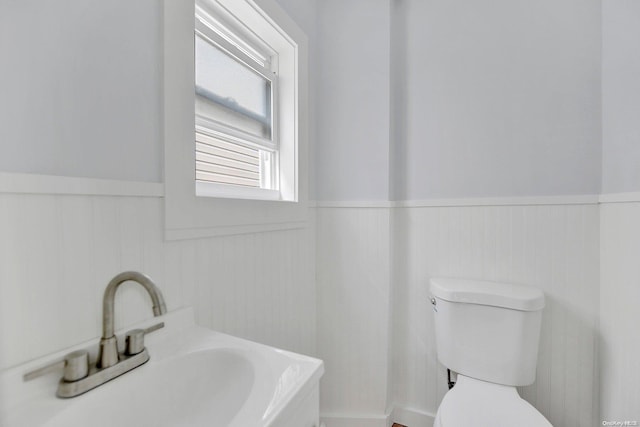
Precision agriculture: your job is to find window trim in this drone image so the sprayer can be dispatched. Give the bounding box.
[163,0,308,240]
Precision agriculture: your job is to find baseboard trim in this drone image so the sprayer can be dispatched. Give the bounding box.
[389,406,436,427]
[320,413,388,427]
[320,406,435,427]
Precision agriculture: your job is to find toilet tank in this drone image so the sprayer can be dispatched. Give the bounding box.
[430,278,545,387]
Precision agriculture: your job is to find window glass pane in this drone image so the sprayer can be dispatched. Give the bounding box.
[195,35,271,139]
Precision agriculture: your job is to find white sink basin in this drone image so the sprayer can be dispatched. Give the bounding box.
[0,308,324,427]
[49,350,255,426]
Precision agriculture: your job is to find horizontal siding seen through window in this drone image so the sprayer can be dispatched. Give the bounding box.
[195,132,261,188]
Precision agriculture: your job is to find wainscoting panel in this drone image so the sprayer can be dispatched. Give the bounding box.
[315,204,600,427]
[391,204,600,427]
[0,193,316,370]
[316,208,392,419]
[0,193,605,426]
[600,202,640,421]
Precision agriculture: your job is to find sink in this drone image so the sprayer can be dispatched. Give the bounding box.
[49,350,255,426]
[0,308,324,427]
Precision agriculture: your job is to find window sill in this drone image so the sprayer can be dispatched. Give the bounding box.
[196,182,282,201]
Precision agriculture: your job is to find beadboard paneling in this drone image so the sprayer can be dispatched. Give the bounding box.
[316,208,392,418]
[600,202,640,420]
[0,193,315,370]
[316,204,600,427]
[391,204,600,427]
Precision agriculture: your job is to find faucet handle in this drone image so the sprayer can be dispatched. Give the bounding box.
[144,322,165,335]
[24,350,89,382]
[125,322,165,356]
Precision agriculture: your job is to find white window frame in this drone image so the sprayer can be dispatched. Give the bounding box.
[164,0,308,240]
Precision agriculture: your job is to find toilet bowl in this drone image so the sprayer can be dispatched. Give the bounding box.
[433,375,552,427]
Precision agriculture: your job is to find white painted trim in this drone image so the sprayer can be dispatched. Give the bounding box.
[599,192,640,204]
[0,172,164,197]
[196,181,281,201]
[389,406,436,427]
[315,200,396,208]
[319,407,435,427]
[396,194,599,207]
[164,0,309,240]
[166,220,307,240]
[320,413,388,427]
[313,194,599,208]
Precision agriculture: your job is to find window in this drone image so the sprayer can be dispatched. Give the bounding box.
[163,0,308,239]
[194,6,279,199]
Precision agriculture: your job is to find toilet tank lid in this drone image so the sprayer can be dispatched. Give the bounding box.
[430,278,545,311]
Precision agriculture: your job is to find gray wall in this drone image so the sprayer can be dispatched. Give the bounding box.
[1,0,607,199]
[602,0,640,194]
[0,0,163,182]
[315,0,391,201]
[395,0,601,200]
[316,0,602,201]
[0,0,319,195]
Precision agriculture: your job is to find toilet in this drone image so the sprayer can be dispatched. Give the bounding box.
[430,278,553,427]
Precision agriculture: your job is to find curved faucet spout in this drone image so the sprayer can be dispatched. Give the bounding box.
[98,271,167,368]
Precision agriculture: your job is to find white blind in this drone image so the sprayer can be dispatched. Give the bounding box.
[195,132,260,188]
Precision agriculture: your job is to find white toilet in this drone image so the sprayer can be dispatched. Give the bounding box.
[430,278,553,427]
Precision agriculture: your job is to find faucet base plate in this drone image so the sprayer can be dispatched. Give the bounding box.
[56,348,150,398]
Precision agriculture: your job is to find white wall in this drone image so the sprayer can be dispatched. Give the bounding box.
[0,0,162,182]
[602,0,640,194]
[0,192,316,370]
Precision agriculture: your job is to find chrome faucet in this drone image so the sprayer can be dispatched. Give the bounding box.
[98,271,167,368]
[24,271,167,398]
